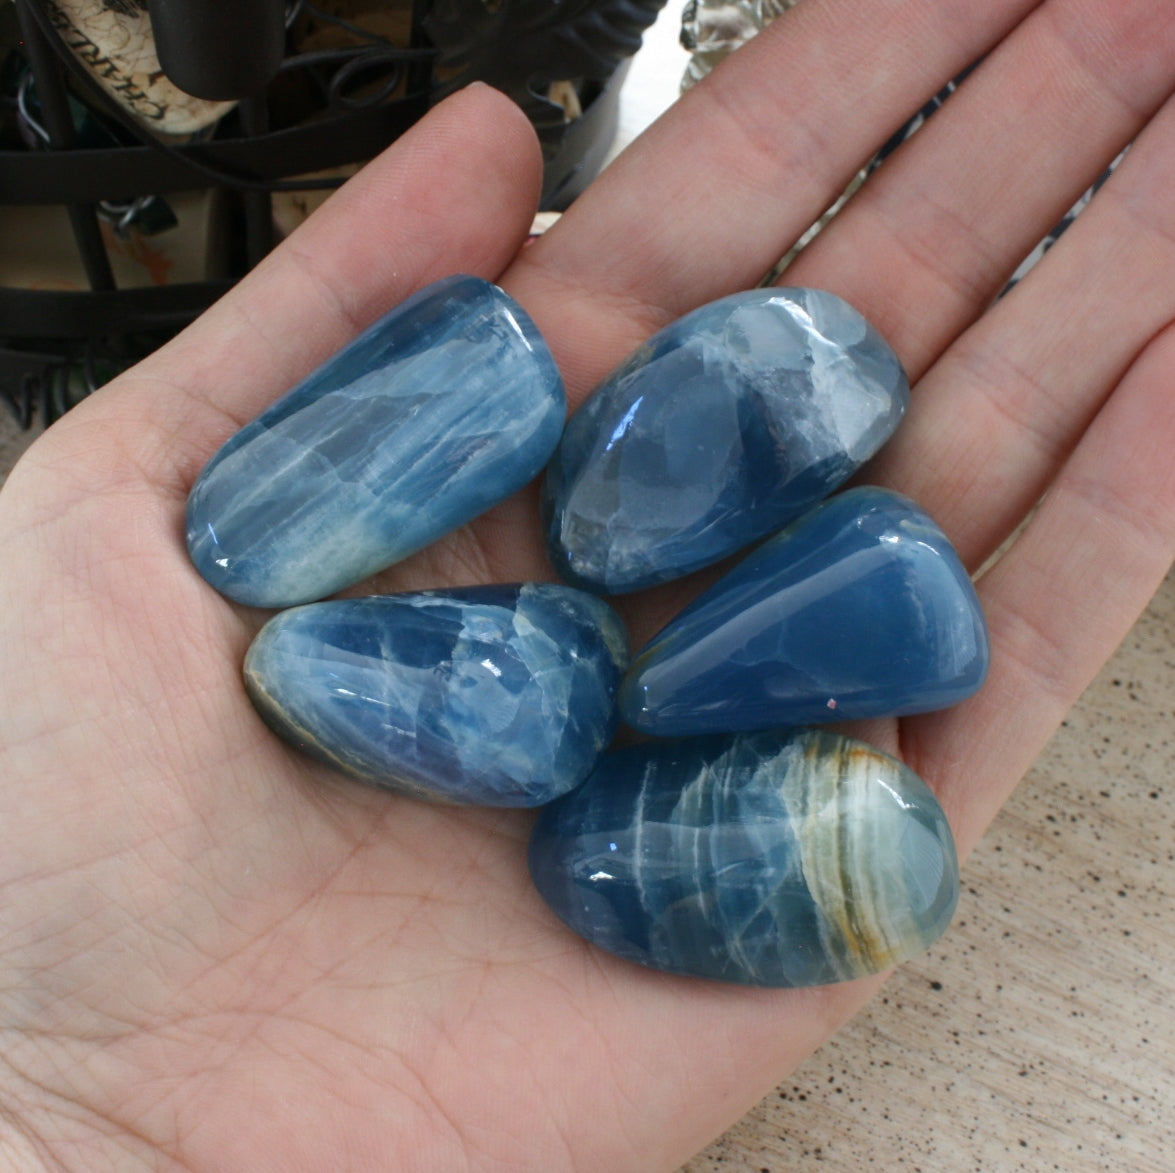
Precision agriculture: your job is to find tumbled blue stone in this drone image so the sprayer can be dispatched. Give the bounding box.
[243,584,628,806]
[620,487,988,736]
[187,275,565,608]
[543,287,908,593]
[529,729,958,987]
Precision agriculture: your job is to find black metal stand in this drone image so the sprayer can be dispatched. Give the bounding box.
[13,0,116,294]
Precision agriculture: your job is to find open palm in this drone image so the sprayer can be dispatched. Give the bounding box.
[2,2,1174,1169]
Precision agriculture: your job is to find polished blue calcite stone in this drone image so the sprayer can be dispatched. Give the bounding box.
[243,584,628,806]
[529,728,958,987]
[543,287,908,593]
[620,487,989,736]
[187,275,565,608]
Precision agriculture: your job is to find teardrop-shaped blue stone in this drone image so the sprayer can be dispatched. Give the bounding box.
[543,287,908,594]
[244,584,628,806]
[528,729,959,987]
[619,487,989,735]
[187,275,565,608]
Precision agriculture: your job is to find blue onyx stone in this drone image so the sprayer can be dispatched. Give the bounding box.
[187,275,565,608]
[529,729,958,987]
[620,487,989,736]
[543,287,908,594]
[244,584,629,806]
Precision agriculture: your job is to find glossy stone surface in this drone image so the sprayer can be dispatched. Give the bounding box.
[543,287,908,593]
[187,275,565,608]
[529,729,958,987]
[620,487,988,736]
[244,584,628,806]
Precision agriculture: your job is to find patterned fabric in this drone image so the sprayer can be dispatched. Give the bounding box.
[870,66,1126,294]
[681,10,1128,291]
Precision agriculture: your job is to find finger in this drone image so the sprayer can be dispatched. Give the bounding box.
[869,87,1175,572]
[786,0,1175,379]
[904,318,1175,858]
[505,0,1044,395]
[35,84,543,504]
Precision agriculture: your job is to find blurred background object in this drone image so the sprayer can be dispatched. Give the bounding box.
[0,0,667,426]
[680,0,794,90]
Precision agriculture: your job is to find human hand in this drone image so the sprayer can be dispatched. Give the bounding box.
[1,1,1173,1168]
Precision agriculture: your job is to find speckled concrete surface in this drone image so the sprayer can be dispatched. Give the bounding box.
[682,568,1174,1172]
[4,9,1171,1163]
[613,15,1175,1161]
[5,394,1171,1173]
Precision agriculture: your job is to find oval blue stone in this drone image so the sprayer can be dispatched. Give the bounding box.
[529,729,959,987]
[619,487,989,736]
[543,287,908,594]
[187,275,565,608]
[244,584,628,806]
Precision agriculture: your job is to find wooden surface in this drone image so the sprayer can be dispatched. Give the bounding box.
[2,8,1171,1168]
